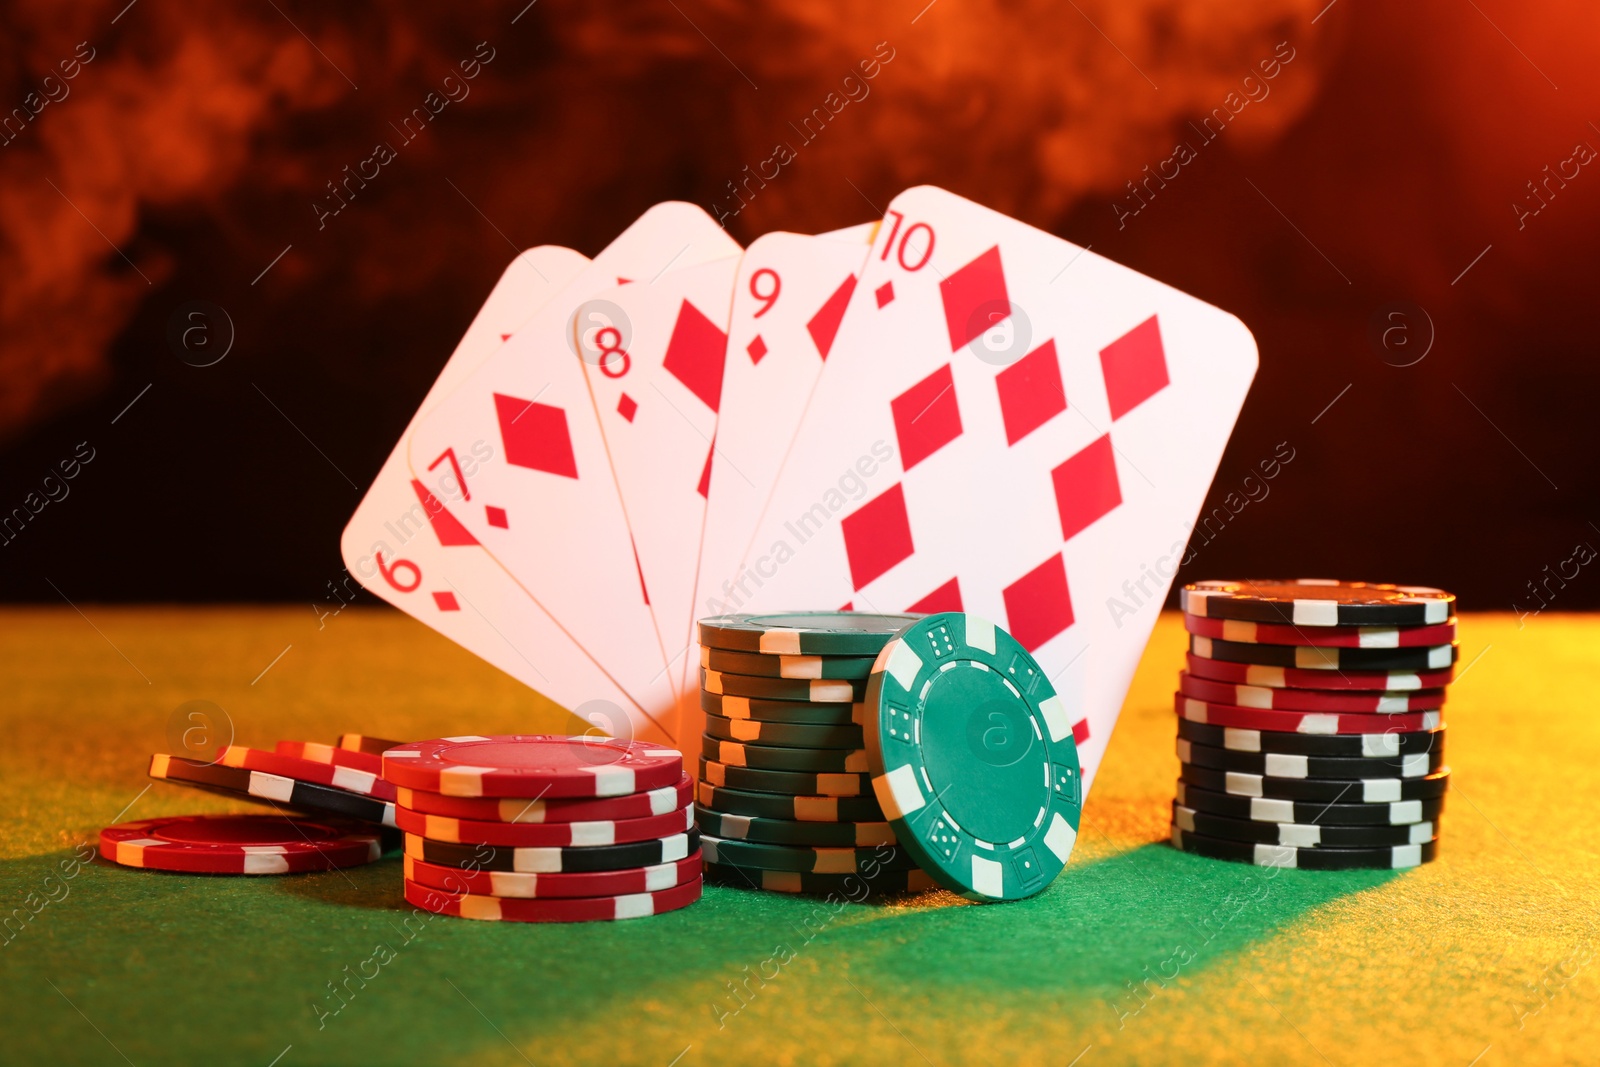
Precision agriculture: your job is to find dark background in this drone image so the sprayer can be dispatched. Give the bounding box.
[2,0,1596,612]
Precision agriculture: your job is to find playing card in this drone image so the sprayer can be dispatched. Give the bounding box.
[724,186,1258,795]
[406,203,738,737]
[571,253,742,708]
[342,246,649,732]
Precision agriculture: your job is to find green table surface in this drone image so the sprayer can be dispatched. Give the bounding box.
[2,607,1597,1066]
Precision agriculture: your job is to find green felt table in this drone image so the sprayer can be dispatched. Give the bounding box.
[3,607,1596,1066]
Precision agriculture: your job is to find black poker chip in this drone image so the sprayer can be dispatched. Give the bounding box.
[1172,803,1438,849]
[1175,718,1446,758]
[1177,738,1445,780]
[405,829,701,873]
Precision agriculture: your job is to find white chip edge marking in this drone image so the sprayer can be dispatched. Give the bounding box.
[1043,812,1076,862]
[1362,778,1403,803]
[883,639,923,693]
[1263,753,1309,778]
[1038,693,1070,744]
[964,614,996,654]
[584,765,637,796]
[1292,598,1339,626]
[874,765,925,821]
[970,854,1003,898]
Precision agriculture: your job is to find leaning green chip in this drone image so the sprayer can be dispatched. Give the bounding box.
[865,612,1083,902]
[698,612,924,656]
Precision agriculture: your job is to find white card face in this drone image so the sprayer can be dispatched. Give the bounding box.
[342,247,649,728]
[406,203,737,736]
[730,186,1259,795]
[572,253,742,701]
[691,227,877,696]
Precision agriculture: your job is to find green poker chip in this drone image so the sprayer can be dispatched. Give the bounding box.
[699,691,869,726]
[703,711,866,750]
[695,781,884,823]
[699,735,869,773]
[865,612,1082,902]
[702,860,934,897]
[698,612,924,656]
[699,758,871,797]
[700,833,920,873]
[702,668,866,703]
[700,646,877,680]
[694,806,897,847]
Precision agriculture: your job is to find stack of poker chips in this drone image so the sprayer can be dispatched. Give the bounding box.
[381,735,703,923]
[1170,579,1455,870]
[693,612,936,896]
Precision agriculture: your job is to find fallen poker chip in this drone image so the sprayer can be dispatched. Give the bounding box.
[1178,762,1451,802]
[403,874,702,922]
[1190,635,1458,672]
[338,734,407,755]
[1184,652,1454,691]
[699,735,870,773]
[382,735,684,798]
[1180,580,1454,627]
[218,745,396,800]
[1175,718,1446,759]
[394,802,693,847]
[1175,692,1444,735]
[701,669,865,703]
[865,612,1082,902]
[149,754,398,828]
[405,829,700,873]
[698,612,923,656]
[99,814,383,875]
[700,691,870,725]
[694,806,896,847]
[695,781,884,823]
[702,859,935,896]
[394,776,693,823]
[1178,672,1447,713]
[699,833,920,873]
[1177,738,1445,779]
[702,711,867,750]
[699,646,877,680]
[275,740,383,775]
[404,852,702,899]
[1172,804,1438,848]
[1171,825,1438,869]
[1182,614,1458,649]
[698,758,872,796]
[1176,781,1444,826]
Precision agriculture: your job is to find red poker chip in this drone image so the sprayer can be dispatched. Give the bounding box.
[1185,652,1454,691]
[381,736,683,798]
[1174,693,1443,735]
[276,740,383,775]
[403,852,702,899]
[1183,614,1457,649]
[394,775,693,823]
[402,874,703,922]
[1177,672,1447,713]
[394,803,693,846]
[219,745,396,801]
[99,814,383,875]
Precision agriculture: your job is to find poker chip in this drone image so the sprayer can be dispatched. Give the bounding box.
[700,691,871,725]
[149,754,398,829]
[1178,672,1447,713]
[99,814,383,875]
[1185,652,1454,691]
[701,668,865,703]
[1180,580,1454,627]
[865,612,1082,902]
[1172,804,1437,849]
[403,853,703,899]
[1178,762,1451,802]
[381,735,683,798]
[1176,781,1445,826]
[1171,825,1438,869]
[406,829,700,873]
[1182,614,1457,648]
[699,646,877,680]
[1175,718,1446,759]
[218,745,397,800]
[394,802,693,847]
[702,711,867,750]
[275,740,384,775]
[695,782,885,823]
[1178,738,1445,779]
[394,776,693,823]
[700,833,920,874]
[702,860,935,896]
[403,874,702,922]
[699,758,872,796]
[1176,693,1444,735]
[694,806,897,846]
[339,734,407,755]
[1190,635,1459,672]
[699,735,870,773]
[698,612,922,656]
